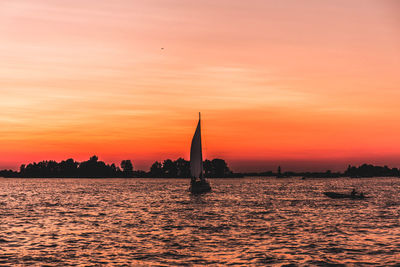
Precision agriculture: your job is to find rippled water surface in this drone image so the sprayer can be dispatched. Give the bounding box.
[1,177,400,266]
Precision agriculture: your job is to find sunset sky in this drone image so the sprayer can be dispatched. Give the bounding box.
[1,0,399,172]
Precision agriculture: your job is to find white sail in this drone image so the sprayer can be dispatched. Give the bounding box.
[190,113,203,179]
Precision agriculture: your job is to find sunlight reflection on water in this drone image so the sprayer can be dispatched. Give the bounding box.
[0,177,399,265]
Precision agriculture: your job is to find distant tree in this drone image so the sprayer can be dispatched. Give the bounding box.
[79,155,111,177]
[175,158,190,177]
[20,164,26,174]
[59,158,78,177]
[110,163,117,172]
[163,159,177,177]
[211,158,231,177]
[150,161,163,177]
[121,160,134,177]
[203,159,212,177]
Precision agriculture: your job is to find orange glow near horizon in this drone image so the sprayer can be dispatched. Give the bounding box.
[1,1,400,172]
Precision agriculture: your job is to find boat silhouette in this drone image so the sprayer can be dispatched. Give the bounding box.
[324,191,367,200]
[189,113,211,194]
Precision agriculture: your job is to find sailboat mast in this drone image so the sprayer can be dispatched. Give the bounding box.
[199,112,204,180]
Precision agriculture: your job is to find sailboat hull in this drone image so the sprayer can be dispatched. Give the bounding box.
[324,192,367,200]
[189,180,211,194]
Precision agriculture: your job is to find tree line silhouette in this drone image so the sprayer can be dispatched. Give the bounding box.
[0,156,236,178]
[244,164,400,178]
[0,158,399,178]
[344,164,400,178]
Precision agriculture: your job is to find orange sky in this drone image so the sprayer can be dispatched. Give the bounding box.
[1,0,400,172]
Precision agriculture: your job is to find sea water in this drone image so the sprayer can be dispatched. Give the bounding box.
[0,177,399,265]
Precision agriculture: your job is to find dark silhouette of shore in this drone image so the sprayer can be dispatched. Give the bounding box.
[343,164,400,178]
[0,156,238,178]
[242,164,400,178]
[0,157,399,178]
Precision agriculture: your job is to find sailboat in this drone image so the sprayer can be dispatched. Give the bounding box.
[189,112,211,194]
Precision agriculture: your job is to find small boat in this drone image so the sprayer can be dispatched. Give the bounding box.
[324,191,367,200]
[189,113,211,194]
